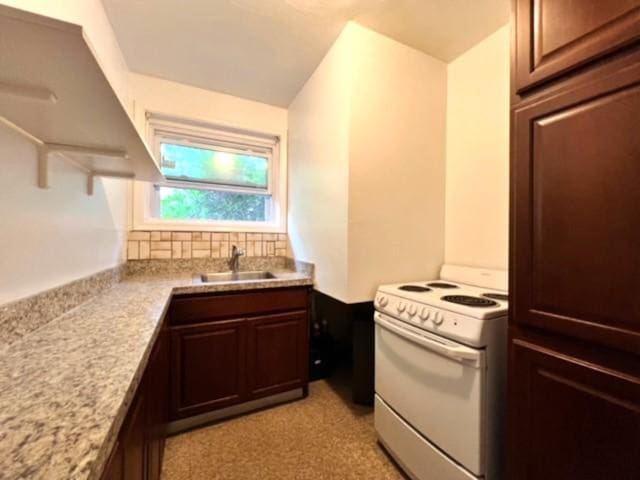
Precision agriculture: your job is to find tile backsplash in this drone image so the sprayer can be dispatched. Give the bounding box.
[127,231,289,260]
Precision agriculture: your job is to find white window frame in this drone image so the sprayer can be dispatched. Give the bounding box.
[132,112,287,233]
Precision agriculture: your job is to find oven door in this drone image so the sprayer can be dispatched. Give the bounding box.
[374,312,487,477]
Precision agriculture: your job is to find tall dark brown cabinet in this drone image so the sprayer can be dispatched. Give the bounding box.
[509,1,640,479]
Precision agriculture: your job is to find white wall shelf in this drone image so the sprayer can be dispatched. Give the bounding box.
[0,5,163,195]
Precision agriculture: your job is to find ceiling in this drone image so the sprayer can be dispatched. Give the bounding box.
[354,0,509,62]
[102,0,509,107]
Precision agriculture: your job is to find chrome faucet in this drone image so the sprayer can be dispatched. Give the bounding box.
[229,245,245,272]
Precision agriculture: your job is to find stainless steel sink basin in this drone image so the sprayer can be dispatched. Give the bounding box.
[199,271,277,283]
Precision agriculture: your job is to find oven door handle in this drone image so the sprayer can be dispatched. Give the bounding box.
[375,313,483,366]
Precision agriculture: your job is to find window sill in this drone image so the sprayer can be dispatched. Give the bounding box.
[132,218,286,234]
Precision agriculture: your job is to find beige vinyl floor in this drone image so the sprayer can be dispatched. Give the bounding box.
[161,377,406,479]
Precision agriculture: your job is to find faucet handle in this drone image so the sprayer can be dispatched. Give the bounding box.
[231,245,245,256]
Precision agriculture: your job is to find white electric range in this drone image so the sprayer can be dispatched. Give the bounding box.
[374,265,508,480]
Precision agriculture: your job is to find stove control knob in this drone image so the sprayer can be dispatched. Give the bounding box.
[407,304,417,316]
[397,302,406,313]
[433,312,444,326]
[418,308,430,321]
[377,295,389,307]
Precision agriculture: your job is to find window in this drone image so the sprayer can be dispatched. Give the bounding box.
[133,113,285,231]
[156,142,271,222]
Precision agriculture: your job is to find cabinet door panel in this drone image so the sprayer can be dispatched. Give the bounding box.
[247,311,309,399]
[512,60,640,353]
[122,391,146,480]
[509,339,640,480]
[146,331,169,480]
[515,0,640,91]
[100,440,123,480]
[171,319,246,419]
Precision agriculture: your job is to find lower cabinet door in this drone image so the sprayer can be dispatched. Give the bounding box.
[146,331,169,480]
[171,318,247,419]
[247,311,309,399]
[509,338,640,480]
[100,440,123,480]
[122,390,147,480]
[101,328,169,480]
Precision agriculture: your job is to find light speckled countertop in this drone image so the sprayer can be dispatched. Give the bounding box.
[0,270,313,480]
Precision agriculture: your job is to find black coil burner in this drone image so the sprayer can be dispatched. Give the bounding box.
[427,282,459,289]
[398,285,431,292]
[482,293,509,302]
[442,295,498,307]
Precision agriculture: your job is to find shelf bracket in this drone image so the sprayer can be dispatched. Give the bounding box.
[37,145,49,189]
[87,171,135,196]
[0,115,133,195]
[87,172,94,196]
[0,82,57,104]
[44,143,129,160]
[40,143,129,195]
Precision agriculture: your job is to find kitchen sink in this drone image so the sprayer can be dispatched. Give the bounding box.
[199,271,277,283]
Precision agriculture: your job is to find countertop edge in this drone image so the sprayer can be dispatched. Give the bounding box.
[0,272,313,480]
[88,292,172,480]
[88,275,314,479]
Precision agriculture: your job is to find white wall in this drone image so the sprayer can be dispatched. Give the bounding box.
[288,31,352,301]
[445,25,510,270]
[0,127,128,304]
[0,0,131,304]
[0,0,130,104]
[0,3,509,305]
[289,23,447,303]
[347,24,447,302]
[128,73,288,136]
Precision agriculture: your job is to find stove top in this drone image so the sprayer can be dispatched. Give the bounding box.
[375,266,508,345]
[377,279,508,320]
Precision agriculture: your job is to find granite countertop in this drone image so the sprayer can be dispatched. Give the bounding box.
[0,269,313,480]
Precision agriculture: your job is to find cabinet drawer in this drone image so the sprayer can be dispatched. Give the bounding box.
[169,287,309,325]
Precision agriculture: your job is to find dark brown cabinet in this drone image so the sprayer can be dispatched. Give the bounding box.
[100,328,169,480]
[512,59,640,354]
[100,440,123,480]
[510,1,640,479]
[169,288,309,326]
[171,319,247,418]
[510,337,640,480]
[122,391,147,480]
[514,0,640,92]
[247,311,309,399]
[169,287,311,422]
[146,330,170,480]
[100,286,310,478]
